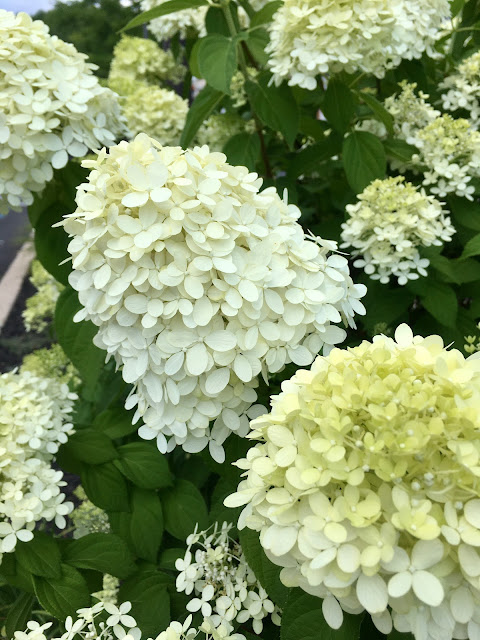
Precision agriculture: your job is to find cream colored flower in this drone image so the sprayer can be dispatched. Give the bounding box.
[0,10,124,214]
[340,176,455,285]
[441,51,480,129]
[23,260,63,333]
[266,0,450,89]
[61,133,366,461]
[227,324,480,640]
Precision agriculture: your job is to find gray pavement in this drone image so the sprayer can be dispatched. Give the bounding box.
[0,208,31,279]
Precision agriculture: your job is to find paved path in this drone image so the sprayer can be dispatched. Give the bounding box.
[0,208,31,279]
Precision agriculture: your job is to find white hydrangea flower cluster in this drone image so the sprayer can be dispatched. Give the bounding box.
[226,325,480,640]
[340,176,455,285]
[123,87,188,146]
[176,522,281,634]
[266,0,450,90]
[0,10,124,214]
[0,369,77,559]
[61,133,366,460]
[412,115,480,200]
[384,81,440,145]
[14,601,141,640]
[21,344,79,388]
[140,0,207,41]
[441,51,480,129]
[108,36,184,97]
[196,114,255,153]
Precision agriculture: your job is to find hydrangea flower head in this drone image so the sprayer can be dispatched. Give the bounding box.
[0,369,77,560]
[108,36,184,93]
[384,81,440,145]
[196,114,255,152]
[0,10,124,214]
[340,176,455,285]
[441,51,480,129]
[176,522,281,634]
[123,86,188,145]
[266,0,450,89]
[226,325,480,640]
[61,133,366,461]
[140,0,207,41]
[23,260,63,333]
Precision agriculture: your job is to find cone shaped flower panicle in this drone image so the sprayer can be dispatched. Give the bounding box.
[0,10,124,214]
[226,325,480,640]
[61,133,366,462]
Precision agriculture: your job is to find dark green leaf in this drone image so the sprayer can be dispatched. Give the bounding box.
[81,462,130,512]
[281,590,363,640]
[93,408,138,439]
[246,73,299,147]
[451,0,466,16]
[16,533,62,579]
[244,28,270,65]
[197,35,237,94]
[323,80,356,133]
[450,258,480,283]
[122,0,208,31]
[289,134,342,177]
[5,593,35,639]
[239,529,290,608]
[130,489,164,562]
[356,91,394,135]
[63,533,136,578]
[33,565,90,620]
[383,138,417,164]
[180,85,224,148]
[55,287,105,388]
[115,442,173,490]
[449,196,480,231]
[162,479,208,540]
[205,6,230,36]
[63,428,118,465]
[421,281,458,328]
[159,548,186,571]
[250,1,282,26]
[119,570,171,637]
[223,132,260,170]
[461,232,480,259]
[343,131,386,193]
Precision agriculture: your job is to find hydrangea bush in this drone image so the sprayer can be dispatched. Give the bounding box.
[4,2,480,640]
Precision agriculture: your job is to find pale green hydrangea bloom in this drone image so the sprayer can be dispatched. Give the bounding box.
[384,81,440,145]
[123,86,188,145]
[21,344,79,387]
[266,0,450,89]
[71,486,110,538]
[441,51,480,129]
[0,10,124,214]
[340,176,455,285]
[226,324,480,640]
[196,114,255,152]
[108,36,184,95]
[23,260,63,332]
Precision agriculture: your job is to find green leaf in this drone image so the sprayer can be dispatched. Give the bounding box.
[223,132,260,170]
[450,258,480,283]
[5,593,35,639]
[130,489,164,562]
[323,80,356,133]
[93,408,138,439]
[246,73,299,147]
[356,90,394,135]
[33,565,90,621]
[197,35,237,94]
[62,428,118,465]
[119,570,172,637]
[461,232,480,259]
[0,555,34,593]
[342,131,386,193]
[63,533,136,579]
[162,479,208,541]
[81,462,130,512]
[245,28,270,65]
[122,0,208,31]
[421,281,458,328]
[16,533,62,579]
[383,138,417,164]
[239,529,290,608]
[180,85,224,148]
[55,287,105,388]
[451,0,466,17]
[205,6,230,36]
[449,196,480,231]
[250,0,282,26]
[281,590,363,640]
[289,134,342,177]
[114,442,173,490]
